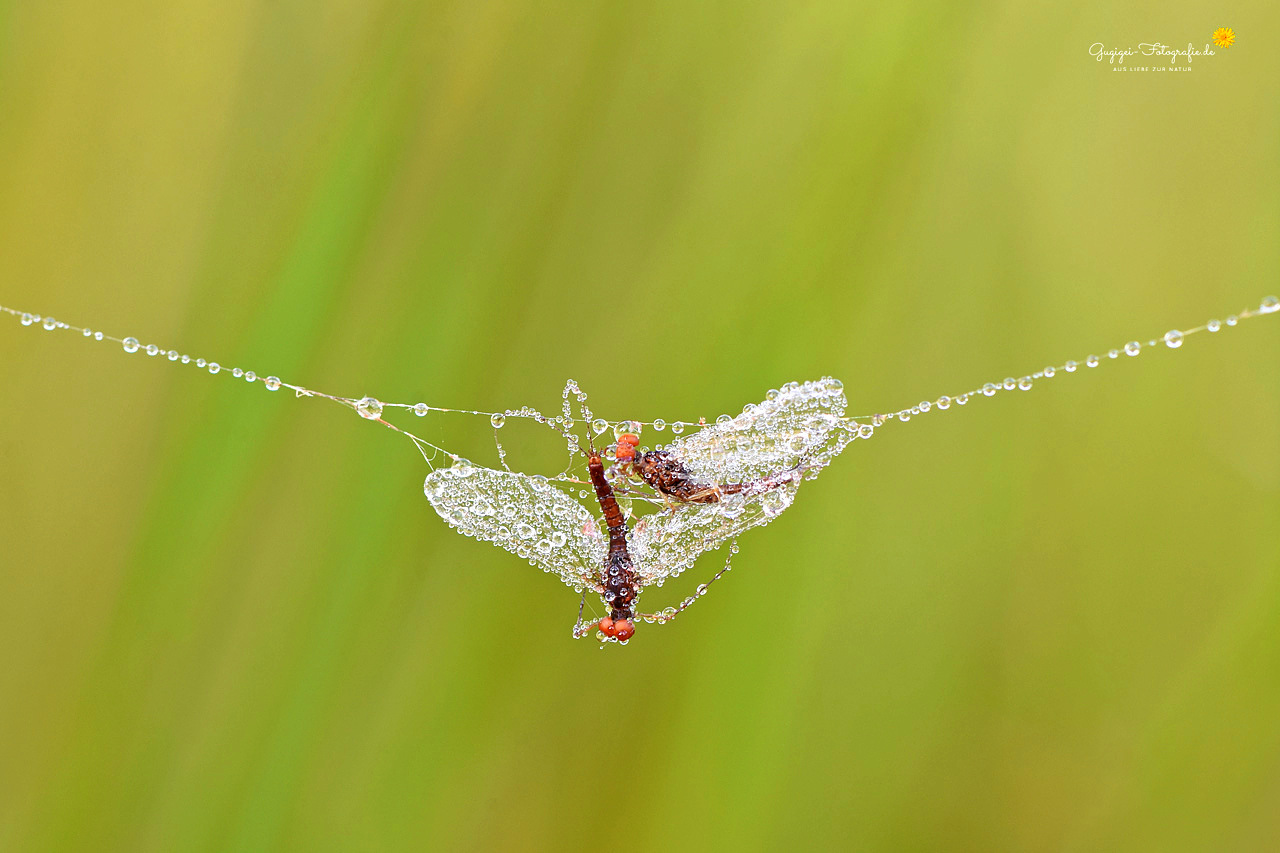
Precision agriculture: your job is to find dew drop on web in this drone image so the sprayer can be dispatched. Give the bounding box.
[356,396,383,419]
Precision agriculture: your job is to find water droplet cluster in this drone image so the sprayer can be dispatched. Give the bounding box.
[645,378,858,487]
[0,305,306,407]
[425,465,606,592]
[850,296,1279,432]
[5,295,1276,448]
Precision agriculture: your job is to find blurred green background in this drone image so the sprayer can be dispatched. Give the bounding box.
[1,2,1278,850]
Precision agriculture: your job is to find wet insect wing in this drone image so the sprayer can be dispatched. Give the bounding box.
[658,378,854,484]
[424,466,605,592]
[628,476,800,584]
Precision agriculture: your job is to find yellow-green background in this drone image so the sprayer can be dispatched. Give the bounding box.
[1,3,1278,850]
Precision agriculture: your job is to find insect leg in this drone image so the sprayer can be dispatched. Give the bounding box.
[571,579,608,638]
[637,538,738,626]
[572,589,592,638]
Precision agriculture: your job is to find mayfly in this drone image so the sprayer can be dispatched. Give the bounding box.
[616,378,861,505]
[424,379,857,642]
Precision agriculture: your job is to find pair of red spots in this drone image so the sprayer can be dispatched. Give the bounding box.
[614,432,640,462]
[598,616,635,641]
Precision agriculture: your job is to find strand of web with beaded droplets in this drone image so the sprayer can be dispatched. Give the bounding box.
[2,296,1277,466]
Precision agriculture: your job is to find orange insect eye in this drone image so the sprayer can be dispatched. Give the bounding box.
[615,445,636,461]
[619,433,640,446]
[614,619,635,641]
[598,617,618,637]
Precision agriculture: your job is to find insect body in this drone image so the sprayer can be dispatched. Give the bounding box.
[627,447,752,504]
[615,431,744,503]
[620,377,860,506]
[587,448,639,639]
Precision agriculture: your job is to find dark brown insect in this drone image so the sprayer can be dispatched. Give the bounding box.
[627,447,748,504]
[617,433,797,506]
[586,447,638,640]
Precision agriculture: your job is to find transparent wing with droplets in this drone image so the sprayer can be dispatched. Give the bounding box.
[658,378,854,483]
[628,479,801,584]
[425,466,605,591]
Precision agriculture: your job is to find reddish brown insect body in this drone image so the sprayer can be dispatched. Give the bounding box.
[627,447,809,506]
[628,449,748,504]
[587,449,638,637]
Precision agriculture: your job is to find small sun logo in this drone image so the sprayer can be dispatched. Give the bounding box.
[1212,27,1235,48]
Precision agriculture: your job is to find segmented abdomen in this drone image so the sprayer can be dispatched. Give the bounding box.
[587,452,638,619]
[588,453,628,545]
